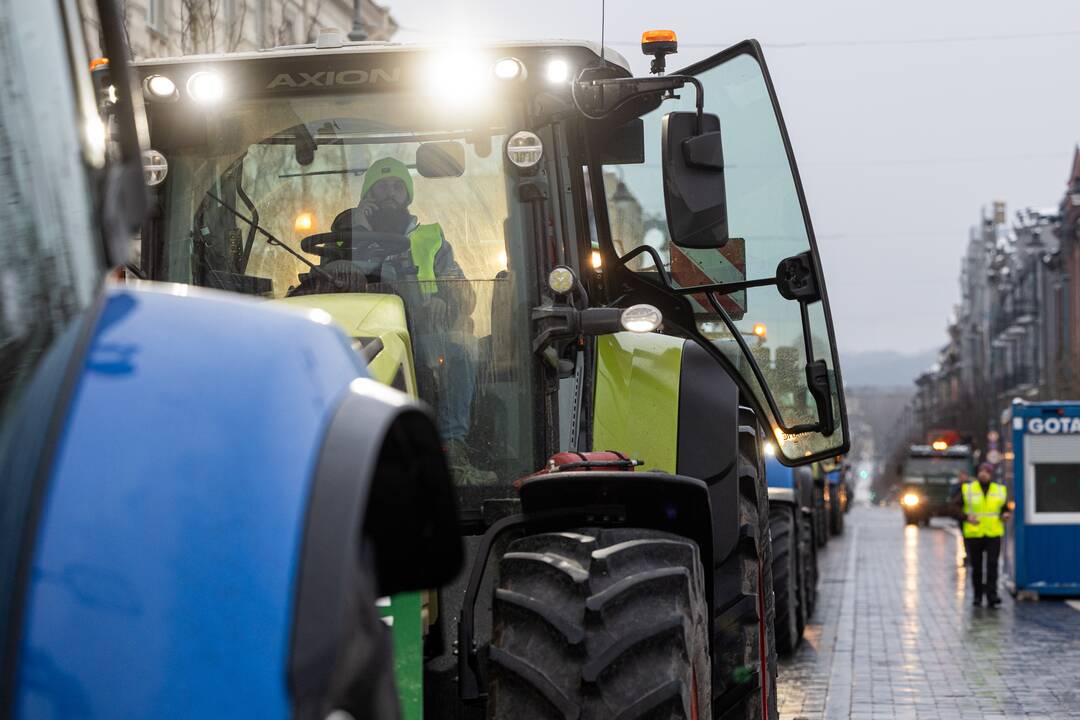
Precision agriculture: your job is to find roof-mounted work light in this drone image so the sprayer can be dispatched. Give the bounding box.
[144,74,178,101]
[187,70,224,104]
[545,59,570,84]
[493,57,526,81]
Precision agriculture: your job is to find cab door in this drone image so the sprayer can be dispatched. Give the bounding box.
[597,40,849,464]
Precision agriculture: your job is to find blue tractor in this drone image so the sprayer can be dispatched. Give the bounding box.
[765,453,817,654]
[826,459,848,536]
[0,0,461,716]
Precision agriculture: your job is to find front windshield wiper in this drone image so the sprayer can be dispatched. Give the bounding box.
[204,192,346,290]
[277,164,416,179]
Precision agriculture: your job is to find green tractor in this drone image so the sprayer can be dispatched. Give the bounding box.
[131,28,849,720]
[900,443,973,525]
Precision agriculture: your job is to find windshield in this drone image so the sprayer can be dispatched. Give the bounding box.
[904,457,971,482]
[149,91,539,486]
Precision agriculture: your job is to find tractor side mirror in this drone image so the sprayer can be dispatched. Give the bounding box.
[661,110,728,249]
[416,141,466,178]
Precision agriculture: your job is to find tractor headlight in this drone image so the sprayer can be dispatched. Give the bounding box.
[142,149,169,186]
[548,266,575,295]
[506,130,543,168]
[902,492,920,507]
[620,304,662,333]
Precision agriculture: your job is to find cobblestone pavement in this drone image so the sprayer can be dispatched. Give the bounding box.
[776,505,1080,719]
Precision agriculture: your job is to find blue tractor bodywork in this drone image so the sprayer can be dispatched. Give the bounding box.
[6,284,461,719]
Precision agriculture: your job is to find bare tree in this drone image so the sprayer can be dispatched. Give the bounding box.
[181,0,248,53]
[270,0,297,47]
[225,0,247,51]
[303,0,325,42]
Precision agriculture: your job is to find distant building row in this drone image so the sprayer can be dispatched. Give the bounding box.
[904,149,1080,455]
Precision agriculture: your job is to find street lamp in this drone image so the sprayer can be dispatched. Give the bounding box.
[349,0,367,41]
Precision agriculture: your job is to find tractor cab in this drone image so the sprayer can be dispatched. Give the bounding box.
[133,33,848,478]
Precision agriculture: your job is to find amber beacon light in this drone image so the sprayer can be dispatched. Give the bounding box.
[641,29,678,75]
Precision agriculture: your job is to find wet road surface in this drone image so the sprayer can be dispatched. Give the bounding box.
[777,505,1080,719]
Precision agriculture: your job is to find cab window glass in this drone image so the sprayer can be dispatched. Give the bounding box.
[0,0,100,423]
[0,0,102,681]
[603,50,845,460]
[152,95,539,487]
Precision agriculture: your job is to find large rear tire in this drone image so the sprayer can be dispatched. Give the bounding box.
[489,528,711,720]
[769,505,799,655]
[813,484,828,548]
[710,441,778,720]
[829,488,845,536]
[797,506,817,631]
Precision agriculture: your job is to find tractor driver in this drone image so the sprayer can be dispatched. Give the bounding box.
[343,156,495,485]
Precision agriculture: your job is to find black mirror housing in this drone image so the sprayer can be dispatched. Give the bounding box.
[662,111,728,249]
[682,131,724,170]
[416,141,466,178]
[592,119,646,165]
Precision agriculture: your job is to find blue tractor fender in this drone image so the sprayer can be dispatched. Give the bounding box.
[5,284,461,720]
[766,457,815,512]
[766,456,797,505]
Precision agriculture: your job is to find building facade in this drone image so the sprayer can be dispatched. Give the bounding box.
[987,207,1060,409]
[1057,149,1080,397]
[907,185,1074,461]
[80,0,396,60]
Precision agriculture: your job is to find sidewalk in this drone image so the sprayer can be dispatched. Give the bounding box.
[776,505,1080,719]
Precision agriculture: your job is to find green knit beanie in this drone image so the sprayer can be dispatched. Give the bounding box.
[361,157,414,203]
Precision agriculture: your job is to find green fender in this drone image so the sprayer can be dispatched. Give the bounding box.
[593,332,684,474]
[275,291,425,720]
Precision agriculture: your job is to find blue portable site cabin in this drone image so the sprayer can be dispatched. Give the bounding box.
[1004,401,1080,597]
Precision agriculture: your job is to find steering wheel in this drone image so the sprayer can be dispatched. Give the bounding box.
[300,229,411,263]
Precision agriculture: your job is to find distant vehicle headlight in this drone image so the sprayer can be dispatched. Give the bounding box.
[902,493,920,507]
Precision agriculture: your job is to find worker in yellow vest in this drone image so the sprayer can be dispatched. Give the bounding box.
[346,157,494,485]
[954,463,1010,607]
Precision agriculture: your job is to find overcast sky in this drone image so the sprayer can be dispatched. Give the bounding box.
[388,0,1080,356]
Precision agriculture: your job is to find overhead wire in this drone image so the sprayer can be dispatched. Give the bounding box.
[396,25,1080,51]
[607,28,1080,50]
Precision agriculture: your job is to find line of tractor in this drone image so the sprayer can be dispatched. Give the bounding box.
[1,5,854,719]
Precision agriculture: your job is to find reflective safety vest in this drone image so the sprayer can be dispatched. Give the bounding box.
[961,481,1007,538]
[408,223,443,296]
